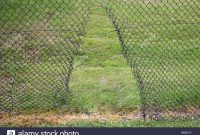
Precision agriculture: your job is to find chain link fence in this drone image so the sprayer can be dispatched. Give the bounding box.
[0,0,92,112]
[106,0,200,120]
[0,0,199,120]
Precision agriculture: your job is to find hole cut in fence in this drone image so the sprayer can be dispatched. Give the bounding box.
[0,0,199,120]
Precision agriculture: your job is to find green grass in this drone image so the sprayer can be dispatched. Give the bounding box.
[0,0,91,111]
[0,0,200,127]
[67,7,140,113]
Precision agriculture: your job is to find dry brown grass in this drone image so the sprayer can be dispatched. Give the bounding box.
[0,111,141,127]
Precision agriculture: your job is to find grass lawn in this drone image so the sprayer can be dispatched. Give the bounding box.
[68,7,140,113]
[0,0,199,127]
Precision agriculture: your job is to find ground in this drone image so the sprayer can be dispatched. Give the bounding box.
[0,0,199,127]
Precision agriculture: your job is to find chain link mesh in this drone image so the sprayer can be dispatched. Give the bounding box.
[105,0,200,119]
[0,0,199,120]
[0,0,92,112]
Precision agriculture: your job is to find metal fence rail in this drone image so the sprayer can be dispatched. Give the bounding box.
[0,0,199,119]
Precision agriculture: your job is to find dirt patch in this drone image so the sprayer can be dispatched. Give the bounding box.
[1,108,199,127]
[0,112,141,127]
